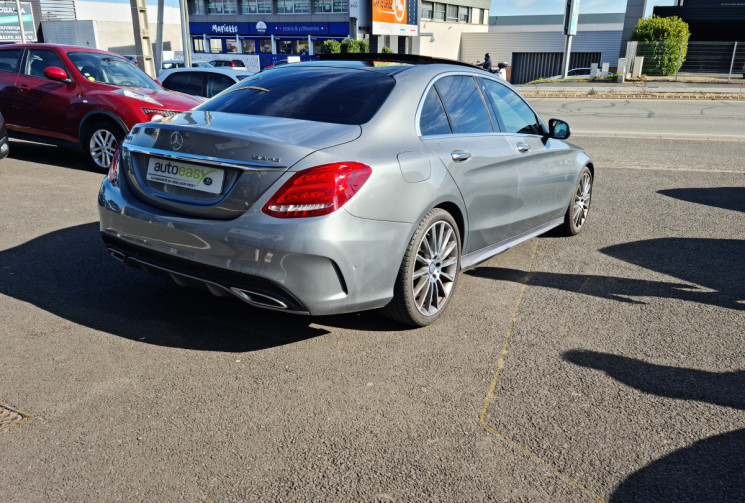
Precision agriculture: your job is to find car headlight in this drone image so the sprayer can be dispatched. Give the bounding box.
[113,88,163,106]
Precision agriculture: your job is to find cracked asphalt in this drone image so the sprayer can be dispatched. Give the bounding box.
[1,99,743,501]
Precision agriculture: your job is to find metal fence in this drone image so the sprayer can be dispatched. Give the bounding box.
[626,40,745,83]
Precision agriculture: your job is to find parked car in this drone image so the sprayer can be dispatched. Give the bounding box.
[0,111,8,160]
[160,59,212,70]
[549,67,601,79]
[0,44,202,170]
[157,67,253,98]
[209,59,247,70]
[99,56,594,327]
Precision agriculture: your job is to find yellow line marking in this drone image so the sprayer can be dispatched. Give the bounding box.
[479,238,606,503]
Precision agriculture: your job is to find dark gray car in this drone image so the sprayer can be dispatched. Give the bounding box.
[98,58,594,326]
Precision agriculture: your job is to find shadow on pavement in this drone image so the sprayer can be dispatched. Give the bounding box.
[658,187,745,214]
[563,350,745,502]
[8,140,89,171]
[468,237,744,310]
[0,223,402,352]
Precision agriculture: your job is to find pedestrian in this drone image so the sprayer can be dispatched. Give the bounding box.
[479,53,492,72]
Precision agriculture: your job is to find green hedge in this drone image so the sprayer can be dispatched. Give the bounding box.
[631,15,690,76]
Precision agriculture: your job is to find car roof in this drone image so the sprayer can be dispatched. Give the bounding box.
[4,43,124,57]
[157,66,254,80]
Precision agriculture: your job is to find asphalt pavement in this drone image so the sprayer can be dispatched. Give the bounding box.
[1,98,743,502]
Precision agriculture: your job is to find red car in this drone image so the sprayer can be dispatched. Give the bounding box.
[0,44,202,170]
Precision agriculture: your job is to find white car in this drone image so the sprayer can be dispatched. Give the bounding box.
[549,67,601,79]
[157,67,254,98]
[160,59,213,70]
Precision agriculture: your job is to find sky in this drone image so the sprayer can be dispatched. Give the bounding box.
[491,0,676,18]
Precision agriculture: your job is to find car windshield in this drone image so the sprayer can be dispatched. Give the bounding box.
[196,66,395,125]
[67,52,160,89]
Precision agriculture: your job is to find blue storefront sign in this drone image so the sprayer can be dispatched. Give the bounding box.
[190,21,348,37]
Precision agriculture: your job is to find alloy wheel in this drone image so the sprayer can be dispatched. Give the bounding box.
[412,220,459,316]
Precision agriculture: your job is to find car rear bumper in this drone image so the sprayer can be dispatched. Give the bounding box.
[98,178,412,316]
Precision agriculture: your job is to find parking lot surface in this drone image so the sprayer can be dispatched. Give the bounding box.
[1,99,744,501]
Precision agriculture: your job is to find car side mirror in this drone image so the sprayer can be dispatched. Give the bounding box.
[44,66,72,84]
[548,118,571,140]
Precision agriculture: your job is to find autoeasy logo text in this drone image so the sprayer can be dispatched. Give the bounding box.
[152,161,215,187]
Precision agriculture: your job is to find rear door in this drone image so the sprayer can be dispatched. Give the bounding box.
[0,48,23,126]
[13,48,80,142]
[418,74,518,254]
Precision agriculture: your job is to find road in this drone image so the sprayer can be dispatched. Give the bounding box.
[1,100,743,502]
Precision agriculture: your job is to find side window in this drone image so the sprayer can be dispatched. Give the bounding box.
[433,76,493,134]
[163,72,204,97]
[0,49,22,73]
[205,73,236,98]
[419,86,451,136]
[25,50,67,79]
[482,79,543,135]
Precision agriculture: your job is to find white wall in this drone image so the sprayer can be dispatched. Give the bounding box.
[413,21,489,60]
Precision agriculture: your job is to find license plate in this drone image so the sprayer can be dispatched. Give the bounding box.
[146,158,225,195]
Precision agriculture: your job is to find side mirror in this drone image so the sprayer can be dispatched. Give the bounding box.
[44,66,72,84]
[548,118,571,140]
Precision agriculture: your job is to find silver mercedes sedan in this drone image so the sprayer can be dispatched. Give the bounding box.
[98,57,594,327]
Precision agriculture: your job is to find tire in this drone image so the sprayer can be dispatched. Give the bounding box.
[560,166,593,236]
[83,120,124,172]
[382,208,461,327]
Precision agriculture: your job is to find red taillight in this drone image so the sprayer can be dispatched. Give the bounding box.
[262,162,372,218]
[107,145,122,185]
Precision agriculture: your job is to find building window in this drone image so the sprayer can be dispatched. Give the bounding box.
[208,0,236,13]
[226,39,238,52]
[259,39,272,53]
[434,2,445,21]
[458,6,469,22]
[210,38,223,53]
[446,4,457,22]
[193,37,206,53]
[241,39,256,54]
[313,0,346,13]
[241,0,272,13]
[277,0,310,13]
[421,1,432,19]
[189,0,206,15]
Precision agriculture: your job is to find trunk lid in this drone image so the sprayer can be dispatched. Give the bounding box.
[121,111,362,219]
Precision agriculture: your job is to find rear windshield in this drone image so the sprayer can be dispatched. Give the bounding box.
[196,66,395,125]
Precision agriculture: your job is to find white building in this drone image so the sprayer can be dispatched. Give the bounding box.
[461,13,625,83]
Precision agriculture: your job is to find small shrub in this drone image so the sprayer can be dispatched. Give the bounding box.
[381,46,393,54]
[341,39,361,54]
[321,39,341,54]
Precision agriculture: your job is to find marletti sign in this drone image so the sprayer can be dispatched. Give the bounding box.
[0,2,36,42]
[372,0,418,37]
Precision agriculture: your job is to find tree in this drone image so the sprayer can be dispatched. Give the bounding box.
[631,15,690,76]
[321,39,341,54]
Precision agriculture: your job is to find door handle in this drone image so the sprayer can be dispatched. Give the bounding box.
[18,85,30,93]
[516,142,531,153]
[451,150,471,162]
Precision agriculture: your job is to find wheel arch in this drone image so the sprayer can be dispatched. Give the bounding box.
[78,111,128,144]
[434,201,466,249]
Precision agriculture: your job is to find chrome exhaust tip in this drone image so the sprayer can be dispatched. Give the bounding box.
[230,288,288,310]
[108,248,127,263]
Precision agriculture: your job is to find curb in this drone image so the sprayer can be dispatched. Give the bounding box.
[519,91,745,100]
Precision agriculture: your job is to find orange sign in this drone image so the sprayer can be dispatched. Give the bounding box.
[372,0,407,25]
